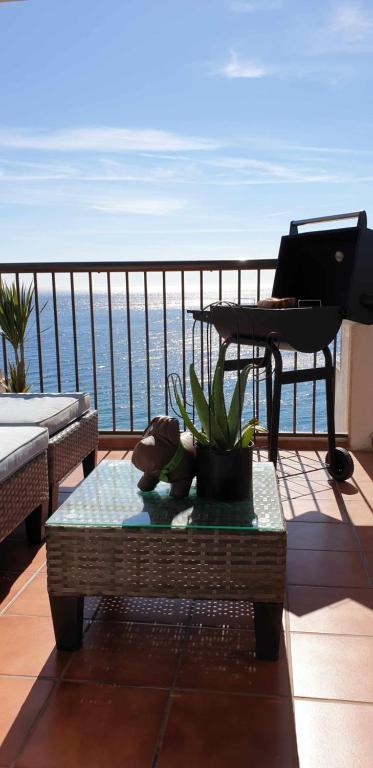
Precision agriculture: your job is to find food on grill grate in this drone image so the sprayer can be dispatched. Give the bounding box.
[257,297,297,308]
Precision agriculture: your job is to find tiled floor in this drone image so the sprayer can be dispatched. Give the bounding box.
[0,448,373,767]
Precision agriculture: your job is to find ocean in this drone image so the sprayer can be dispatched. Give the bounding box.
[2,291,332,433]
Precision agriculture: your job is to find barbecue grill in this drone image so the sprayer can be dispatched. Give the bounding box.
[191,211,373,481]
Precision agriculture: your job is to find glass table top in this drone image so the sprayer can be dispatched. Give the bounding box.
[47,460,285,532]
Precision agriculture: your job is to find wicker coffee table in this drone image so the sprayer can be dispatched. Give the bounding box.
[46,460,286,660]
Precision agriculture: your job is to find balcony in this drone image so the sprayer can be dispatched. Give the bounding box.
[0,260,372,768]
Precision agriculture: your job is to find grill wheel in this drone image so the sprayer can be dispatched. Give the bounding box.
[325,447,354,482]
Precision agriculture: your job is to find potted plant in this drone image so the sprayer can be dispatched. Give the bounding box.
[168,341,264,501]
[0,282,35,393]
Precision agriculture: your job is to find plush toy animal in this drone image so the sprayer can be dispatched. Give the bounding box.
[132,416,196,498]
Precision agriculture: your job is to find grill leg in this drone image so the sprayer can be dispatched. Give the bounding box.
[264,347,273,432]
[268,344,282,467]
[323,346,337,474]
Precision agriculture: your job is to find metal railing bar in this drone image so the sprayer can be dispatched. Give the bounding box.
[51,272,61,391]
[255,269,261,422]
[88,272,98,410]
[0,274,9,381]
[107,272,116,431]
[0,258,278,274]
[312,352,317,433]
[143,271,151,424]
[33,272,44,392]
[162,271,168,414]
[15,272,20,298]
[293,352,297,433]
[181,271,186,404]
[199,270,204,388]
[70,272,79,391]
[125,271,134,431]
[256,269,261,303]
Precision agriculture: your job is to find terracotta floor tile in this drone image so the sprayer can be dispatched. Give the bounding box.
[6,574,50,618]
[95,595,191,625]
[0,572,32,614]
[16,682,167,768]
[59,466,83,492]
[355,526,373,552]
[344,499,373,526]
[64,620,182,686]
[281,498,345,523]
[294,699,373,768]
[291,633,373,701]
[0,677,54,767]
[280,478,338,503]
[0,540,45,575]
[365,551,373,578]
[191,599,255,628]
[287,549,369,587]
[0,616,69,678]
[286,522,358,551]
[105,450,128,460]
[287,585,373,635]
[176,627,291,696]
[157,690,298,768]
[352,481,373,505]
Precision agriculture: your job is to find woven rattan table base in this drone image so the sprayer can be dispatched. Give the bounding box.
[47,526,286,601]
[47,482,286,660]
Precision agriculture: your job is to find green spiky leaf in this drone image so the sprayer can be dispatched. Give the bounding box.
[227,364,252,447]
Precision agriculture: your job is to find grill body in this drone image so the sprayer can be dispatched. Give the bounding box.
[191,211,373,481]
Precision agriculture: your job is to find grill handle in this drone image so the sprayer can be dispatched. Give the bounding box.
[289,210,367,235]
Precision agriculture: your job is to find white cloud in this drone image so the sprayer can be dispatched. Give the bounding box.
[90,198,185,215]
[330,2,373,41]
[0,127,219,153]
[230,1,282,12]
[207,155,345,183]
[220,50,267,78]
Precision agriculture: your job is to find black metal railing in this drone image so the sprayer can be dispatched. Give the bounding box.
[0,259,336,435]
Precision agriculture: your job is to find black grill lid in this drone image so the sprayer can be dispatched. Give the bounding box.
[273,211,373,324]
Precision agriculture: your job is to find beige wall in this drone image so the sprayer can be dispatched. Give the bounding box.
[336,321,373,450]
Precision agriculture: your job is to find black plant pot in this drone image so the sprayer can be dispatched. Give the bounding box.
[196,443,253,501]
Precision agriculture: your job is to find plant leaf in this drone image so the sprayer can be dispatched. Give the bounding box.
[211,343,230,446]
[228,364,252,447]
[189,363,211,439]
[170,375,208,445]
[240,423,255,448]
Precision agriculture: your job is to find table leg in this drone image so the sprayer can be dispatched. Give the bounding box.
[49,595,84,651]
[25,500,48,545]
[253,601,283,661]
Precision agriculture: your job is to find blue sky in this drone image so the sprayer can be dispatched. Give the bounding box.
[0,0,373,264]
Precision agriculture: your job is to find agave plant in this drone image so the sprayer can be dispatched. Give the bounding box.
[0,282,35,393]
[169,341,264,450]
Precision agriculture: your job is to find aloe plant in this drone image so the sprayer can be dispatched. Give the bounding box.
[169,341,264,450]
[0,282,35,393]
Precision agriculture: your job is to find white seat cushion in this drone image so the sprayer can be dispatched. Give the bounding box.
[0,392,90,436]
[0,426,49,483]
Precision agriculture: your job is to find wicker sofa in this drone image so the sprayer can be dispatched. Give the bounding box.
[0,426,49,545]
[0,393,98,513]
